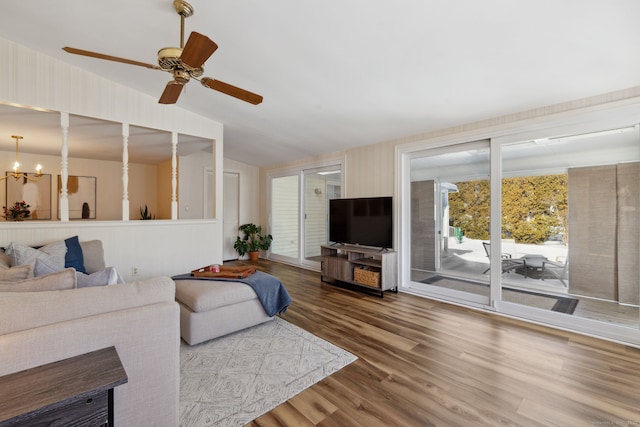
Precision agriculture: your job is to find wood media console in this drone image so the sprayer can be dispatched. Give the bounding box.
[320,244,397,297]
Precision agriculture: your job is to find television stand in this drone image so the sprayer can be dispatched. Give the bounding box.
[320,245,397,297]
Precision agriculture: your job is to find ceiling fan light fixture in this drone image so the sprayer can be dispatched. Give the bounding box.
[173,69,190,84]
[158,47,183,70]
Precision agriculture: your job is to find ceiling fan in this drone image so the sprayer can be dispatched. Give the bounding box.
[62,0,263,105]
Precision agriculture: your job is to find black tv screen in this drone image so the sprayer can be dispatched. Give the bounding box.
[329,197,392,249]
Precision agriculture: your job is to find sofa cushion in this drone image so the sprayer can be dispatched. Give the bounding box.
[79,240,105,274]
[34,258,120,288]
[64,235,86,273]
[0,265,31,281]
[0,268,77,292]
[5,241,67,275]
[0,276,176,335]
[174,279,258,313]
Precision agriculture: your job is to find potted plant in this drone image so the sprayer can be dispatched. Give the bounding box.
[139,205,155,220]
[233,223,273,261]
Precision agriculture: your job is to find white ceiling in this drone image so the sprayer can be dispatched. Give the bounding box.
[1,0,640,167]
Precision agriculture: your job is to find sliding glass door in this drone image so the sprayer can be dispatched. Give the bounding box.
[303,167,341,267]
[269,164,342,268]
[270,175,299,263]
[499,126,640,325]
[400,121,640,344]
[408,141,491,305]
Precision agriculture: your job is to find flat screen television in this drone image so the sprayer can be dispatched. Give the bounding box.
[329,196,393,249]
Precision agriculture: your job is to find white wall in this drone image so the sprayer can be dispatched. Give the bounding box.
[0,220,221,282]
[0,38,225,271]
[261,87,640,227]
[0,38,223,141]
[224,158,261,226]
[178,150,214,219]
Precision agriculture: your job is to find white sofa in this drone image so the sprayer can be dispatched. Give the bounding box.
[0,240,180,426]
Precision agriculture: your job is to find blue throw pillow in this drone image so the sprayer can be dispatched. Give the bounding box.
[64,235,86,273]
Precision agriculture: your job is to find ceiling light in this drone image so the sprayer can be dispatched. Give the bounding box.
[1,135,43,181]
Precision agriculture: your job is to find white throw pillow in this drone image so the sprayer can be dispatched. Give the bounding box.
[76,267,120,288]
[5,241,67,275]
[34,258,120,288]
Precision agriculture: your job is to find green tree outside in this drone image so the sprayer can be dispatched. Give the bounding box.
[448,174,567,244]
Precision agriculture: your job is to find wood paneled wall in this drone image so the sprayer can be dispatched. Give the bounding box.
[0,220,222,282]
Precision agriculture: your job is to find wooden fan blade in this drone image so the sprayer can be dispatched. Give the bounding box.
[180,32,218,69]
[158,81,184,104]
[63,47,160,70]
[201,78,263,105]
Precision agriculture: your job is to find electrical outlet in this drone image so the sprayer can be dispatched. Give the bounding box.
[132,267,138,276]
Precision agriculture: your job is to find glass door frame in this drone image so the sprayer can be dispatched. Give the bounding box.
[268,170,300,266]
[396,109,640,347]
[267,159,344,269]
[301,164,343,270]
[401,140,492,308]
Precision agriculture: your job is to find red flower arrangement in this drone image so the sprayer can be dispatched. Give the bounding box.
[2,200,31,221]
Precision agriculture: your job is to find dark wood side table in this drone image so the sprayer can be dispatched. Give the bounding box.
[0,346,128,426]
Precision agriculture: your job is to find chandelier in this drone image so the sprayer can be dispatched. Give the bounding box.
[1,135,42,182]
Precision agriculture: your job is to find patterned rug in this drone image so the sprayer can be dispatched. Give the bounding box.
[180,317,357,426]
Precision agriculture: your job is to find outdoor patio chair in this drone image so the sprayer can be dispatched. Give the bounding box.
[482,242,523,274]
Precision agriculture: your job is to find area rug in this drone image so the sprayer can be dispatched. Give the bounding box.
[420,275,579,314]
[180,317,357,426]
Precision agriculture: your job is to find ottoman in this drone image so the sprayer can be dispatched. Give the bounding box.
[174,279,274,345]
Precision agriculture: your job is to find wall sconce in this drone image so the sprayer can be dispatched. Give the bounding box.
[314,188,322,195]
[1,135,43,181]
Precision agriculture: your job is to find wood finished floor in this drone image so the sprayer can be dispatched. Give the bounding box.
[224,259,640,427]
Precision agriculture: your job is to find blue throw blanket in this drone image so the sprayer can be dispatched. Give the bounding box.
[171,270,292,317]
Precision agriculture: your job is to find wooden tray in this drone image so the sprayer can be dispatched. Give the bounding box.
[191,265,256,279]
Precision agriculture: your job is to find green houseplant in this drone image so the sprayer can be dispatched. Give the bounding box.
[139,205,155,220]
[233,223,273,261]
